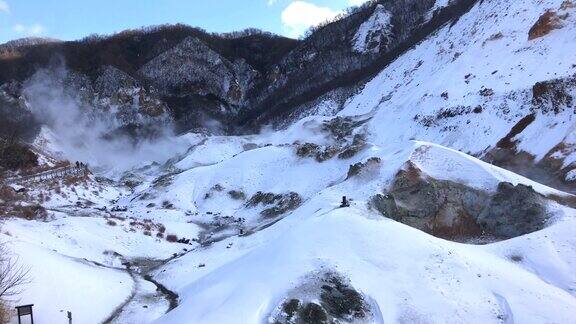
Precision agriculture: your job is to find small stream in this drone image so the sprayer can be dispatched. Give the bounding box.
[101,257,179,324]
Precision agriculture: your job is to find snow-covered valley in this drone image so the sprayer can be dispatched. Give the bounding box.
[3,127,576,323]
[1,0,576,323]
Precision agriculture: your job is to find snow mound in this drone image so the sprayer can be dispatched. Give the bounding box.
[410,141,569,196]
[153,204,576,323]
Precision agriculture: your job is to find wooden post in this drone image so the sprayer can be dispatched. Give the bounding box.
[340,196,350,207]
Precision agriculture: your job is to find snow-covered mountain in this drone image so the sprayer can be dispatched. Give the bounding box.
[0,0,478,134]
[1,0,576,323]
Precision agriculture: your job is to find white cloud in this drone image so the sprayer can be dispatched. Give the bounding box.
[281,1,342,38]
[13,23,46,36]
[0,0,9,13]
[348,0,370,6]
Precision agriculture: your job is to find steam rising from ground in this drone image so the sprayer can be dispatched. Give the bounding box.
[23,64,188,173]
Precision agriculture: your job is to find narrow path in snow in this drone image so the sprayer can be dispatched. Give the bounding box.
[57,251,179,323]
[494,293,514,324]
[100,257,180,324]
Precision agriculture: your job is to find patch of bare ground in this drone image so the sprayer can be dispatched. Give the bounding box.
[529,2,574,40]
[529,10,565,40]
[561,0,575,10]
[0,184,47,220]
[496,114,536,149]
[547,193,576,209]
[485,141,576,195]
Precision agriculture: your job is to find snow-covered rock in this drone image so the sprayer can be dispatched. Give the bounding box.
[353,5,393,54]
[139,36,256,105]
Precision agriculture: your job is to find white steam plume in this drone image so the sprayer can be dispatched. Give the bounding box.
[23,63,188,173]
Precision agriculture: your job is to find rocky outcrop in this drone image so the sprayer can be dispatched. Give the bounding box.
[338,134,368,159]
[347,157,381,179]
[532,74,575,114]
[295,143,339,162]
[529,10,566,40]
[227,190,246,200]
[528,1,574,40]
[482,74,576,193]
[371,163,487,240]
[294,116,371,162]
[371,162,550,241]
[246,191,302,218]
[94,65,169,122]
[477,182,548,238]
[322,116,370,141]
[139,36,256,106]
[270,272,372,324]
[0,81,40,141]
[352,4,394,54]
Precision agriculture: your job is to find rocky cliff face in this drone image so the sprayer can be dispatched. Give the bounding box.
[0,81,39,141]
[352,4,394,54]
[0,0,478,136]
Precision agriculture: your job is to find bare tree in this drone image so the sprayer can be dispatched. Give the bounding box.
[0,239,30,301]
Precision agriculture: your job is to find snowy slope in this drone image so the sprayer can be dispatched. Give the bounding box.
[6,110,576,323]
[1,234,133,324]
[409,141,569,196]
[133,123,575,323]
[340,0,576,182]
[143,0,576,321]
[153,207,576,324]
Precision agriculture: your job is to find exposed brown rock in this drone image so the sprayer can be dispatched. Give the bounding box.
[338,134,368,160]
[246,191,302,218]
[528,10,565,40]
[484,145,576,195]
[496,114,535,149]
[371,162,552,242]
[532,75,575,114]
[370,162,488,241]
[346,157,382,179]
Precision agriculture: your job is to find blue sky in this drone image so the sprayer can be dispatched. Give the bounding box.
[0,0,368,43]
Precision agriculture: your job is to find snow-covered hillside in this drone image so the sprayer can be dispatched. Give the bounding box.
[1,0,576,323]
[338,0,576,188]
[4,118,576,323]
